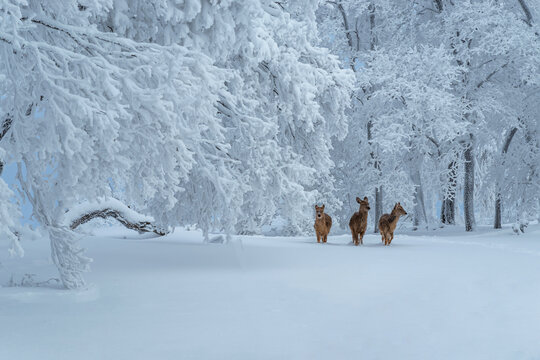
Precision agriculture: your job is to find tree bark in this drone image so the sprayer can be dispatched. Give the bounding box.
[494,127,518,229]
[0,114,14,177]
[369,3,376,51]
[367,117,383,233]
[369,3,382,233]
[70,208,168,236]
[441,198,455,225]
[0,115,12,141]
[464,135,476,231]
[412,168,427,229]
[441,161,457,225]
[494,196,502,229]
[374,185,383,233]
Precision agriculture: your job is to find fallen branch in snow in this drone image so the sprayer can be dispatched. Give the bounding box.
[65,198,168,236]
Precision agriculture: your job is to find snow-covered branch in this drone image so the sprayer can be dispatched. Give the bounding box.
[65,199,168,236]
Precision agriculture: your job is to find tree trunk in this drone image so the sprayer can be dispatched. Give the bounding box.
[464,135,476,231]
[494,127,518,229]
[1,114,13,177]
[367,117,383,233]
[374,185,383,233]
[369,3,381,233]
[494,195,502,229]
[369,3,376,51]
[538,199,540,223]
[441,198,455,225]
[441,161,457,225]
[412,168,427,229]
[49,227,91,289]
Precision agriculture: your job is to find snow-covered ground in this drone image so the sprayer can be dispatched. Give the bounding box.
[1,224,540,360]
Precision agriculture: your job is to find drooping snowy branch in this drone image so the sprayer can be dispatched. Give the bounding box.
[65,199,168,236]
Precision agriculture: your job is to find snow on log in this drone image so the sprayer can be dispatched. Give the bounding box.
[63,198,168,236]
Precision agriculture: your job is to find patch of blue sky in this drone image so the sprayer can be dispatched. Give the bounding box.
[0,104,48,226]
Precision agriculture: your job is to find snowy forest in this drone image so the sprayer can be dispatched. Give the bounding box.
[2,1,540,358]
[1,0,539,288]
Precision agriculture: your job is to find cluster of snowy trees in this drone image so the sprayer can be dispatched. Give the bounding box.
[319,0,540,232]
[0,0,539,288]
[0,0,352,287]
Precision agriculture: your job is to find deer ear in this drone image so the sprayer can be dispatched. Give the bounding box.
[314,205,318,209]
[398,202,401,205]
[321,204,325,210]
[356,197,361,203]
[364,196,368,201]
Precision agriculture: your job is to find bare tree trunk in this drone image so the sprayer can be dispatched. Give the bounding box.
[374,186,383,233]
[441,197,455,224]
[494,196,502,229]
[538,199,540,223]
[412,168,427,229]
[464,135,476,231]
[440,161,457,225]
[369,3,376,51]
[367,116,383,233]
[369,3,382,233]
[494,127,518,229]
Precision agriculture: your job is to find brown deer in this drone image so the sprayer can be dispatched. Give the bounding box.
[314,204,332,243]
[378,202,407,246]
[349,196,370,246]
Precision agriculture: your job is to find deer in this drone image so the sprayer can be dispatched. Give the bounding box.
[378,202,407,246]
[349,196,370,246]
[314,204,332,243]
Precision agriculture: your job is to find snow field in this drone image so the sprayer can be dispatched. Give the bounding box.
[1,224,540,359]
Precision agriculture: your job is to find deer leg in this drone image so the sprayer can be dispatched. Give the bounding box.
[316,232,321,243]
[323,234,327,243]
[359,231,364,245]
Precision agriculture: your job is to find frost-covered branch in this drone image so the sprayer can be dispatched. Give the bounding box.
[65,199,168,236]
[516,0,533,26]
[476,62,509,89]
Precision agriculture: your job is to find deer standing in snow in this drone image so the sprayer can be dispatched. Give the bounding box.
[314,204,332,243]
[378,202,407,246]
[349,196,370,246]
